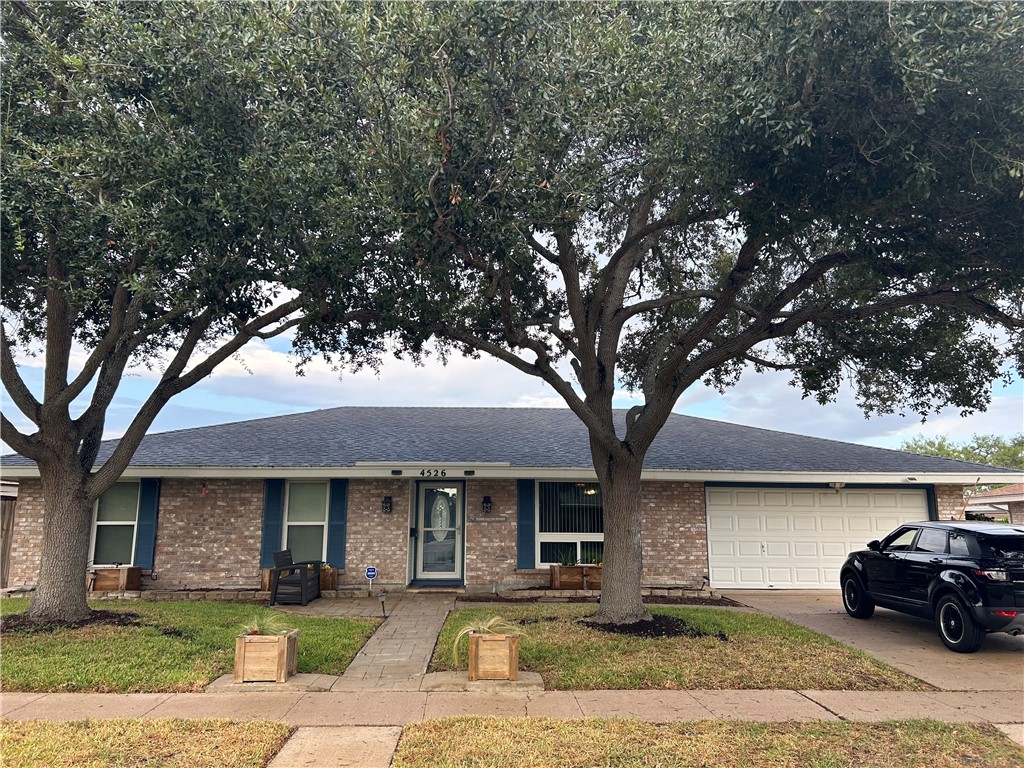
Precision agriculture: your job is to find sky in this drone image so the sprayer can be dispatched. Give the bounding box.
[3,332,1021,454]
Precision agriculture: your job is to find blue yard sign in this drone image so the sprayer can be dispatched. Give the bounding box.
[365,566,378,581]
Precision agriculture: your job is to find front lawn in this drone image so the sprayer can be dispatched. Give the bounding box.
[433,605,929,690]
[0,597,380,692]
[393,718,1024,768]
[0,719,291,768]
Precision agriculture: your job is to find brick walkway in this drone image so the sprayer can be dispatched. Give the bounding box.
[279,592,455,691]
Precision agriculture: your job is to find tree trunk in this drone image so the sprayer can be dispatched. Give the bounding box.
[591,449,651,624]
[25,465,93,623]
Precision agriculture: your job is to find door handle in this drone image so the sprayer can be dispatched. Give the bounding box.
[928,558,942,564]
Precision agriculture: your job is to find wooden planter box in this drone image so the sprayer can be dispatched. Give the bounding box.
[319,568,336,592]
[549,564,602,590]
[468,633,519,681]
[86,566,141,592]
[233,630,299,683]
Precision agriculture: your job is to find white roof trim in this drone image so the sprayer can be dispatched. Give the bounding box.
[2,464,1020,485]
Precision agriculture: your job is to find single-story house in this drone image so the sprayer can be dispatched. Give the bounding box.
[3,407,1021,593]
[965,483,1024,521]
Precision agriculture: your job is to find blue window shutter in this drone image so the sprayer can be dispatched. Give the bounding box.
[327,479,348,569]
[516,479,536,569]
[134,479,160,569]
[260,479,286,568]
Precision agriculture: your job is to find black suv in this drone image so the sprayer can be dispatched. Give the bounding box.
[840,521,1024,653]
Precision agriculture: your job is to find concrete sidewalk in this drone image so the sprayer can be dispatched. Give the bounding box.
[4,688,1022,766]
[4,688,1021,726]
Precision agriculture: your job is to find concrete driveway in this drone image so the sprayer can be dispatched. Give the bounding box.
[721,589,1024,694]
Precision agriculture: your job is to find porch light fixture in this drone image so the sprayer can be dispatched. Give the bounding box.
[382,496,393,514]
[482,496,493,514]
[828,482,845,491]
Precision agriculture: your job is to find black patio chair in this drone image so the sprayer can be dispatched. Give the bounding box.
[269,549,322,606]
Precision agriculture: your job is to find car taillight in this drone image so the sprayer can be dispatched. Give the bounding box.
[974,569,1009,581]
[993,611,1018,618]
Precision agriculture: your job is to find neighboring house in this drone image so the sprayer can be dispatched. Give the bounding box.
[2,407,1021,593]
[965,483,1024,523]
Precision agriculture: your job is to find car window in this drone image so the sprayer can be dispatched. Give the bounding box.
[948,533,973,557]
[979,536,1024,560]
[883,527,919,551]
[915,528,948,554]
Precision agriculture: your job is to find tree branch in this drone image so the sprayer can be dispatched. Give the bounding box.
[1,325,42,424]
[0,411,39,461]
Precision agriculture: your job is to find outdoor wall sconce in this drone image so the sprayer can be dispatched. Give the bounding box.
[482,496,493,515]
[382,496,393,514]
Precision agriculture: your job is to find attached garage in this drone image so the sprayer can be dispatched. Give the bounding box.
[706,486,929,589]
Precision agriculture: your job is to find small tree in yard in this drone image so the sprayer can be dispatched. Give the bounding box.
[0,2,393,622]
[307,3,1024,623]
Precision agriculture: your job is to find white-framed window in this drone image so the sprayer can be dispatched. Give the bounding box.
[90,482,140,566]
[283,481,328,563]
[536,481,604,566]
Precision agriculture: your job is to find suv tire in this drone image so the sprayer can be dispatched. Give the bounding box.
[841,572,875,619]
[935,594,984,653]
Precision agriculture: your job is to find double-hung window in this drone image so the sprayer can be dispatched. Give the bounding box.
[536,482,604,565]
[91,482,140,566]
[284,481,328,563]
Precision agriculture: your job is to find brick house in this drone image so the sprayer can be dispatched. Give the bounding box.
[3,407,1020,593]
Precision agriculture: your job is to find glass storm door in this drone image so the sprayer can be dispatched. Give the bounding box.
[416,483,462,580]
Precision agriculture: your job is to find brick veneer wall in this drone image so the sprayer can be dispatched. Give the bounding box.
[152,478,264,589]
[6,478,44,587]
[464,479,518,588]
[337,478,411,587]
[934,484,967,521]
[1008,500,1024,525]
[640,481,709,587]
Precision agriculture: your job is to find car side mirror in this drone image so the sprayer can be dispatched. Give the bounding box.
[867,540,881,551]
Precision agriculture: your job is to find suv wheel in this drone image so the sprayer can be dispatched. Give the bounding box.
[935,594,984,653]
[841,572,875,619]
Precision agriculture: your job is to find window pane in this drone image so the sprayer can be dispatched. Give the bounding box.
[915,529,947,554]
[97,483,139,522]
[538,483,603,533]
[287,483,327,522]
[94,525,134,565]
[540,541,578,565]
[286,525,324,562]
[579,541,604,564]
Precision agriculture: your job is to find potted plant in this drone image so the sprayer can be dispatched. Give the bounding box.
[453,616,521,682]
[549,551,603,590]
[233,611,299,683]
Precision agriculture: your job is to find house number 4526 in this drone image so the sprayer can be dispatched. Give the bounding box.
[419,469,447,477]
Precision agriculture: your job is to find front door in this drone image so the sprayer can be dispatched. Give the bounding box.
[415,483,463,581]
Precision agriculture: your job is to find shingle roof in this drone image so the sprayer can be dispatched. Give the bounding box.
[2,407,1016,475]
[970,483,1024,500]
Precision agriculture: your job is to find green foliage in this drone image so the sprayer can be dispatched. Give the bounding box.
[900,434,1024,470]
[238,610,292,637]
[0,598,379,692]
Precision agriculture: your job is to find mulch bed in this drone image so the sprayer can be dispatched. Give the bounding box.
[580,613,729,640]
[459,593,739,607]
[0,610,146,634]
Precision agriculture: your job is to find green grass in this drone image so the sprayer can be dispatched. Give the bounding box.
[0,719,291,768]
[0,597,380,692]
[393,718,1024,768]
[433,604,930,690]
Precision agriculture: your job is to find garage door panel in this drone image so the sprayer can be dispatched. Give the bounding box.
[766,541,790,557]
[736,541,760,557]
[794,542,818,557]
[707,487,927,589]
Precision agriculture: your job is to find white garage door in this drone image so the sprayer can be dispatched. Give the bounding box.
[706,487,928,589]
